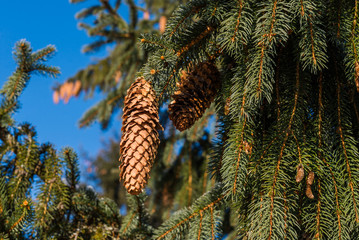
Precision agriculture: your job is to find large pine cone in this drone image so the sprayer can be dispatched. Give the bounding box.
[168,61,220,131]
[119,77,163,195]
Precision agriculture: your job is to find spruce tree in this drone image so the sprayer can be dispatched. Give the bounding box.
[0,40,123,239]
[131,0,359,239]
[54,0,359,239]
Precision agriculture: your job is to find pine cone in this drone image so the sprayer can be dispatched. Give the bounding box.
[296,164,304,183]
[306,171,315,185]
[168,61,220,131]
[119,77,163,195]
[306,184,314,199]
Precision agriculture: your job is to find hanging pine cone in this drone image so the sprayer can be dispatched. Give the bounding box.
[168,61,220,131]
[306,171,315,185]
[306,184,314,199]
[296,164,304,183]
[119,77,163,195]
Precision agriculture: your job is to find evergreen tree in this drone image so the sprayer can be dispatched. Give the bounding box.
[53,0,359,239]
[0,40,123,239]
[130,0,359,239]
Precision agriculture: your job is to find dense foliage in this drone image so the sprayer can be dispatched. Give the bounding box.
[4,0,359,239]
[0,41,124,239]
[131,0,359,239]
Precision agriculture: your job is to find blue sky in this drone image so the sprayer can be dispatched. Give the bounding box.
[0,1,125,177]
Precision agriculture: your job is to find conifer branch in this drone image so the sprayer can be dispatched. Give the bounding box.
[255,130,285,171]
[320,150,342,238]
[176,26,214,57]
[351,0,359,90]
[309,22,317,66]
[351,0,358,58]
[336,71,359,222]
[233,118,246,194]
[166,2,205,38]
[122,212,137,234]
[0,41,59,118]
[141,38,172,52]
[283,190,288,239]
[317,71,343,238]
[353,92,359,124]
[268,62,300,240]
[296,0,327,73]
[231,0,244,42]
[245,1,291,106]
[156,195,223,239]
[100,0,119,19]
[291,132,302,165]
[9,210,26,232]
[315,179,322,239]
[39,181,54,225]
[127,0,138,30]
[256,0,277,96]
[197,210,203,239]
[210,206,214,240]
[154,186,224,240]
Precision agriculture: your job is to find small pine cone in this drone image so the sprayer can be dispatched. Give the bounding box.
[296,164,304,183]
[306,184,314,199]
[119,77,163,195]
[168,61,220,131]
[306,171,315,185]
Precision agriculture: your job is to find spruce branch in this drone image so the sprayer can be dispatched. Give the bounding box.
[0,40,59,119]
[164,0,207,39]
[153,185,224,240]
[217,0,253,57]
[294,0,328,73]
[335,65,359,224]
